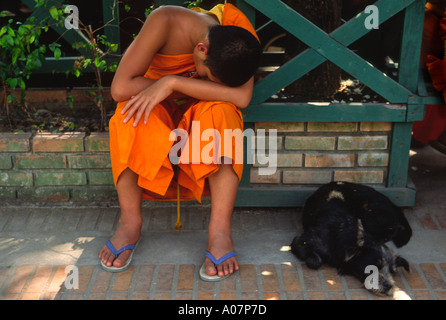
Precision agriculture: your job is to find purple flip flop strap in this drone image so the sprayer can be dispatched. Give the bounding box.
[205,250,237,267]
[106,240,136,258]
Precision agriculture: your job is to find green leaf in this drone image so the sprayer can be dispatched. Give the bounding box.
[49,7,58,20]
[6,94,16,103]
[109,43,119,52]
[54,47,61,60]
[7,78,18,89]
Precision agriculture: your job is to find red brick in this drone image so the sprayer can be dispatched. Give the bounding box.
[281,263,302,291]
[4,266,34,294]
[33,133,85,152]
[264,292,281,300]
[413,291,434,300]
[301,264,322,290]
[220,273,236,291]
[46,265,68,293]
[349,291,370,300]
[72,265,95,293]
[0,133,31,152]
[91,269,113,292]
[25,265,53,293]
[86,133,110,152]
[436,291,446,300]
[88,292,107,300]
[20,293,41,300]
[133,265,155,292]
[219,292,237,300]
[112,266,135,291]
[131,292,151,300]
[198,292,215,300]
[241,292,258,300]
[156,264,174,291]
[321,266,344,290]
[154,292,171,300]
[176,292,193,300]
[286,291,304,300]
[402,264,427,289]
[261,264,280,291]
[239,264,258,291]
[420,263,446,289]
[177,264,195,291]
[25,89,67,103]
[110,292,129,300]
[328,291,347,300]
[307,291,326,300]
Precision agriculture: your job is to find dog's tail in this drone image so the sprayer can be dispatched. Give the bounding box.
[290,234,322,269]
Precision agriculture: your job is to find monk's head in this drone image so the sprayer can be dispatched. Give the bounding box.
[194,25,262,87]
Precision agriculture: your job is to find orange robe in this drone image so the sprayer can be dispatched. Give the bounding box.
[109,4,258,202]
[413,3,446,144]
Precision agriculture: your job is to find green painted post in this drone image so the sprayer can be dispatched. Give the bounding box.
[388,0,426,189]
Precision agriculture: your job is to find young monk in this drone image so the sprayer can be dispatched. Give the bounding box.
[98,3,262,280]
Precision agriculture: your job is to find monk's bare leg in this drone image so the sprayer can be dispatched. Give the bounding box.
[99,168,143,268]
[205,161,239,277]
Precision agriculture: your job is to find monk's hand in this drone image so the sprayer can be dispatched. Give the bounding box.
[121,76,175,127]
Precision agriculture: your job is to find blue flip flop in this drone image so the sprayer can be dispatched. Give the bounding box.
[100,240,138,272]
[199,250,237,282]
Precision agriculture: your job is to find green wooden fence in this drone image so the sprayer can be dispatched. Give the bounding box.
[234,0,439,207]
[22,0,443,206]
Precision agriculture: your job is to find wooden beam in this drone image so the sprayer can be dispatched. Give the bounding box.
[242,103,408,123]
[235,185,416,207]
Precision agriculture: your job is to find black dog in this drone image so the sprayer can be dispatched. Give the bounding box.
[291,181,412,296]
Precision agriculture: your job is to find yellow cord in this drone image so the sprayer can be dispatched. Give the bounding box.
[174,182,182,231]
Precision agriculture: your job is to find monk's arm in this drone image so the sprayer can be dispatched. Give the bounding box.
[169,75,254,109]
[110,7,169,101]
[121,75,254,127]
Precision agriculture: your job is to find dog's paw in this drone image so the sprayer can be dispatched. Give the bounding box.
[395,256,410,272]
[305,252,322,269]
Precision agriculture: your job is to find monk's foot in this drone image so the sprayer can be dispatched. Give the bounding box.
[205,232,239,278]
[99,221,141,268]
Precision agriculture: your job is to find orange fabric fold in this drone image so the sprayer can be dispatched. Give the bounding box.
[222,4,259,42]
[109,4,256,202]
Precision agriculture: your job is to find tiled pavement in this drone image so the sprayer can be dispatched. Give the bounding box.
[0,145,445,301]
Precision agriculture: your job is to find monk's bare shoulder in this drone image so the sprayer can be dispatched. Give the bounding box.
[151,6,216,54]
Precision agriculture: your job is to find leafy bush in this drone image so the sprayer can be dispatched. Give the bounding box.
[0,0,61,124]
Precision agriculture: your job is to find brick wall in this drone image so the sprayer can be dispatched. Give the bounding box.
[0,132,117,206]
[0,121,393,205]
[250,121,392,186]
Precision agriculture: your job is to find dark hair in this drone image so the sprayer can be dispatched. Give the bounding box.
[205,25,262,87]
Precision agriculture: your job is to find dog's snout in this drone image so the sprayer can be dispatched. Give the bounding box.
[381,279,394,295]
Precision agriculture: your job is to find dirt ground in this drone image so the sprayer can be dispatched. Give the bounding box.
[0,100,114,133]
[0,78,380,133]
